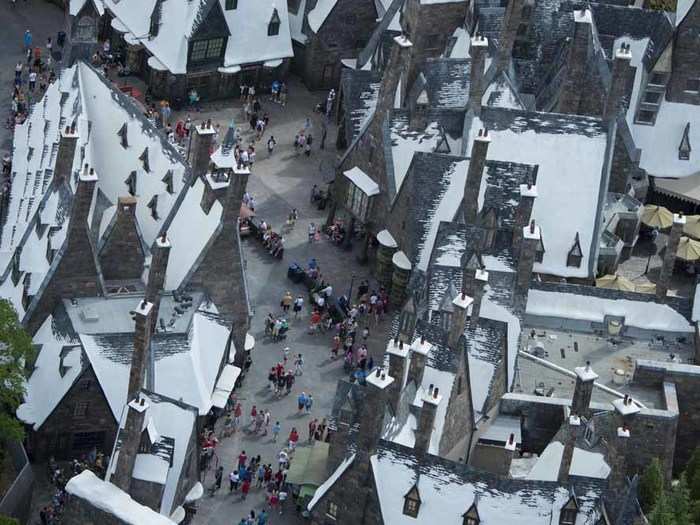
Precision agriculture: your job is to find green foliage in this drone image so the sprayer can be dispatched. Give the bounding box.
[0,300,34,448]
[649,491,677,525]
[669,475,691,525]
[640,458,665,513]
[646,0,677,11]
[688,448,700,500]
[0,516,19,525]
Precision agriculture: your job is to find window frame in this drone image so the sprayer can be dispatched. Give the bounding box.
[225,0,238,10]
[189,38,225,63]
[326,501,338,520]
[73,401,89,419]
[345,183,370,220]
[685,78,700,94]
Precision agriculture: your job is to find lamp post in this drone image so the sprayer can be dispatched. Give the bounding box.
[348,273,356,301]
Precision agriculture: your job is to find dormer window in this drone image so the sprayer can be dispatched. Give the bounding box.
[139,147,150,172]
[117,123,128,148]
[463,500,480,525]
[679,123,691,161]
[148,195,159,220]
[162,170,174,194]
[560,493,579,525]
[686,78,700,94]
[535,235,545,263]
[125,171,137,196]
[225,0,237,9]
[268,9,281,36]
[566,233,583,268]
[403,484,421,518]
[326,501,338,520]
[434,129,451,154]
[149,0,163,38]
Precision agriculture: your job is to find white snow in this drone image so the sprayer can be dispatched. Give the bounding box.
[184,482,203,503]
[307,453,355,511]
[612,398,641,416]
[574,365,599,382]
[307,0,337,33]
[367,368,395,389]
[66,470,176,525]
[433,234,465,266]
[413,366,455,454]
[343,166,380,196]
[479,415,522,444]
[211,364,241,408]
[287,0,308,43]
[453,293,473,310]
[133,454,170,484]
[527,442,610,481]
[676,0,693,26]
[469,114,609,278]
[526,289,693,333]
[392,251,412,270]
[377,229,398,248]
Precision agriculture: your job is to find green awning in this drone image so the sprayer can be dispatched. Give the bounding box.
[285,441,330,487]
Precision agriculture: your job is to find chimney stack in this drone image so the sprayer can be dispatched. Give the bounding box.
[470,270,489,329]
[448,293,473,350]
[376,35,413,117]
[604,43,633,121]
[407,337,431,386]
[469,35,489,114]
[515,220,541,301]
[572,361,598,418]
[145,233,171,334]
[557,10,593,114]
[190,120,216,177]
[557,414,581,483]
[497,0,525,70]
[612,394,640,424]
[359,368,395,452]
[414,384,442,456]
[513,178,538,252]
[222,165,250,229]
[463,129,491,223]
[656,213,685,301]
[55,125,79,184]
[127,300,154,401]
[387,339,409,414]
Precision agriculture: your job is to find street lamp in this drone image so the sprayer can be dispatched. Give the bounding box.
[348,274,356,301]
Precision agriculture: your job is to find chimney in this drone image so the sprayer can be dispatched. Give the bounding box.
[469,35,489,114]
[359,367,395,452]
[55,124,79,184]
[376,35,413,117]
[145,233,171,333]
[448,293,473,350]
[387,339,409,414]
[656,213,685,301]
[190,119,216,177]
[557,414,581,483]
[470,270,489,329]
[414,384,442,456]
[572,361,598,418]
[398,295,417,343]
[126,301,154,402]
[463,129,491,223]
[407,337,431,386]
[515,220,541,300]
[512,178,538,252]
[604,43,633,120]
[222,165,251,230]
[612,394,640,424]
[111,395,150,494]
[557,10,592,114]
[497,0,525,70]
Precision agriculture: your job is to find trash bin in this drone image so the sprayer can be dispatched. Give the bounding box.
[57,31,66,48]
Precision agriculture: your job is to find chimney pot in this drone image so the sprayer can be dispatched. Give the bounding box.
[421,336,426,344]
[585,360,591,371]
[478,129,483,137]
[399,341,404,349]
[376,368,381,377]
[429,384,434,393]
[161,232,167,242]
[65,126,71,134]
[530,220,535,233]
[83,163,89,173]
[89,167,94,175]
[381,372,386,380]
[509,433,514,444]
[139,398,144,406]
[394,336,399,345]
[434,387,439,398]
[206,119,212,129]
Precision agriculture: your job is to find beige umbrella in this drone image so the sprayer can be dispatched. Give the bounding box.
[641,204,674,229]
[683,215,700,239]
[676,236,700,261]
[596,274,636,292]
[634,282,656,294]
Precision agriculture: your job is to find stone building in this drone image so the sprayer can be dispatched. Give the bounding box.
[69,0,293,103]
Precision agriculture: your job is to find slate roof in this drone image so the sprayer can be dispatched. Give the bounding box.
[339,69,381,143]
[420,58,472,108]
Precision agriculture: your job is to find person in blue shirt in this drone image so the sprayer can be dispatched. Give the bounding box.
[24,30,32,52]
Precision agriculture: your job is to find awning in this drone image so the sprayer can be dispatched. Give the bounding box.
[245,333,255,351]
[218,65,242,74]
[124,32,140,46]
[343,167,380,196]
[341,58,357,69]
[110,17,129,33]
[654,175,700,205]
[264,58,284,68]
[147,56,168,72]
[211,365,241,408]
[286,441,329,487]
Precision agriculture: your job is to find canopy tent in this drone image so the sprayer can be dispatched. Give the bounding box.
[641,204,674,229]
[683,215,700,239]
[286,441,330,494]
[595,274,636,292]
[676,236,700,261]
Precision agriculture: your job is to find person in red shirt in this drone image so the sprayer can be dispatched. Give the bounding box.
[240,478,250,500]
[308,418,318,443]
[288,428,299,450]
[268,489,279,511]
[238,451,247,469]
[249,405,257,427]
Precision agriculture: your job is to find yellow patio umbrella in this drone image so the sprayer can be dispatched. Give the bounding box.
[676,236,700,261]
[682,215,700,239]
[641,204,674,229]
[634,282,656,294]
[596,274,636,292]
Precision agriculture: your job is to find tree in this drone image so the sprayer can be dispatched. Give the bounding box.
[668,475,691,525]
[0,300,33,459]
[649,491,677,525]
[687,448,700,499]
[639,458,665,513]
[0,516,19,525]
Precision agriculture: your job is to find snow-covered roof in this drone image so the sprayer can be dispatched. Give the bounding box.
[70,0,105,16]
[133,454,170,485]
[479,415,522,444]
[344,167,380,196]
[471,108,610,278]
[307,0,338,33]
[623,36,700,179]
[527,442,611,481]
[307,453,356,511]
[66,470,176,525]
[370,446,605,525]
[287,0,308,43]
[526,289,693,333]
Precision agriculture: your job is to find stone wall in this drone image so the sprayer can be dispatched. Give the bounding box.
[99,197,145,281]
[130,478,165,512]
[29,366,117,461]
[500,394,568,453]
[439,361,474,458]
[668,1,700,105]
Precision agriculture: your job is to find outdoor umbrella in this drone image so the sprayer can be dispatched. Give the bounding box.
[595,274,636,292]
[634,283,657,294]
[676,236,700,261]
[641,204,674,229]
[682,215,700,239]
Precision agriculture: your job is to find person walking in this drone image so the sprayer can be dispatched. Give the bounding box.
[278,487,288,515]
[294,353,304,376]
[240,478,251,500]
[229,469,239,492]
[238,450,248,469]
[257,508,268,525]
[262,409,271,436]
[28,70,37,92]
[23,30,32,52]
[267,135,276,155]
[281,291,293,312]
[293,295,304,318]
[308,222,316,243]
[271,421,281,442]
[249,405,257,428]
[288,428,299,450]
[308,418,318,443]
[305,393,314,413]
[214,466,224,493]
[297,392,306,414]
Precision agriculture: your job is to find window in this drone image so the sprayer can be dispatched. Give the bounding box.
[679,122,691,160]
[566,233,583,268]
[80,380,92,391]
[73,401,89,418]
[206,38,224,58]
[403,484,421,517]
[635,109,656,125]
[535,236,545,263]
[125,171,137,196]
[642,91,662,104]
[649,72,668,87]
[76,16,96,41]
[225,0,237,9]
[345,183,370,220]
[425,34,442,50]
[463,501,480,525]
[139,147,150,172]
[72,431,105,451]
[326,501,338,520]
[268,9,281,36]
[517,23,529,37]
[117,123,128,148]
[686,78,700,93]
[287,0,301,14]
[148,195,159,220]
[189,38,224,62]
[560,509,577,525]
[162,170,174,194]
